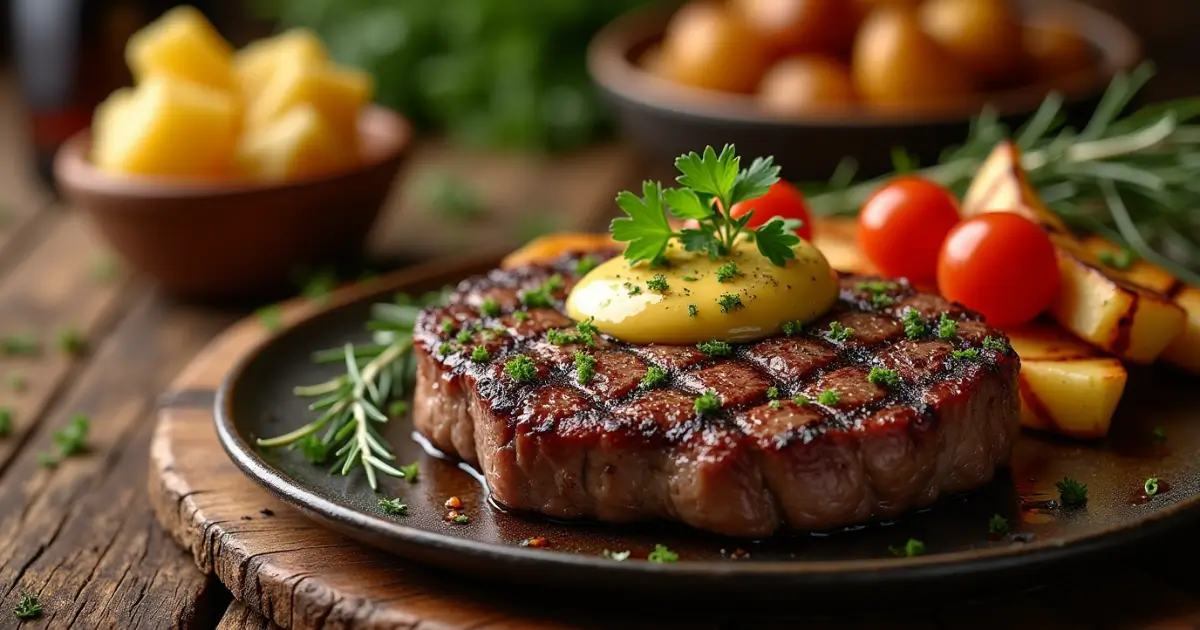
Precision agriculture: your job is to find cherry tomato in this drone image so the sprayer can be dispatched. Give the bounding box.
[937,213,1060,326]
[729,181,814,241]
[856,176,960,281]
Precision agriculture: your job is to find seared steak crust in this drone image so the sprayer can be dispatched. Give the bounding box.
[412,250,1020,537]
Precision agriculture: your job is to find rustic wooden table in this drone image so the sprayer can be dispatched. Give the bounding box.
[0,84,1199,629]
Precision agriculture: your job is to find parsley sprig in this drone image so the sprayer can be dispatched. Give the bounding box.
[610,145,801,267]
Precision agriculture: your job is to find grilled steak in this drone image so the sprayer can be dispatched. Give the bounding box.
[412,249,1020,537]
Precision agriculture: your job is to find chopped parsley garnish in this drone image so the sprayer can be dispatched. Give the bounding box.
[826,321,854,342]
[546,329,578,345]
[647,544,679,563]
[574,351,596,385]
[697,339,733,356]
[437,342,454,356]
[610,145,799,267]
[544,274,565,292]
[576,317,599,340]
[504,355,538,381]
[1,333,40,357]
[889,539,925,558]
[693,390,722,415]
[817,389,840,406]
[988,514,1009,536]
[388,401,409,417]
[766,386,779,399]
[13,593,42,620]
[378,498,408,516]
[688,304,699,318]
[0,408,12,437]
[682,275,698,282]
[456,329,472,344]
[1098,248,1137,271]
[1152,426,1167,441]
[868,367,900,388]
[937,313,958,339]
[769,400,782,409]
[640,365,667,389]
[480,298,501,317]
[646,274,670,292]
[983,336,1008,351]
[625,282,642,296]
[793,394,811,406]
[513,310,531,322]
[1056,477,1088,507]
[715,262,741,282]
[871,293,897,308]
[54,415,89,456]
[399,462,420,484]
[257,305,282,332]
[453,513,470,524]
[781,321,802,337]
[470,346,491,362]
[902,309,926,339]
[858,280,899,293]
[1144,477,1159,497]
[951,348,980,361]
[603,549,631,561]
[520,276,561,308]
[717,293,744,313]
[575,255,598,276]
[440,317,456,334]
[300,269,337,303]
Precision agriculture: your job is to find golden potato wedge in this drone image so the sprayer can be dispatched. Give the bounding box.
[501,233,616,269]
[962,140,1185,363]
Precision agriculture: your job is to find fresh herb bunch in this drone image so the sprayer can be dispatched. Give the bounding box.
[612,145,802,266]
[803,63,1200,284]
[257,290,448,490]
[261,0,649,152]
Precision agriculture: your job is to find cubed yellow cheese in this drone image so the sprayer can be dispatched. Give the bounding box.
[126,5,234,91]
[235,28,328,102]
[91,88,136,169]
[96,77,238,178]
[247,58,372,139]
[235,104,356,182]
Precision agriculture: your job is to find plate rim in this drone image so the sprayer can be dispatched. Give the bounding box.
[213,256,1200,587]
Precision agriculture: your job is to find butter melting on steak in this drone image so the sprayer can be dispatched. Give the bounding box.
[412,252,1020,537]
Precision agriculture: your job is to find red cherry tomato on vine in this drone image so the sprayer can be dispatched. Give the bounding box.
[937,213,1060,326]
[729,181,814,241]
[856,176,960,281]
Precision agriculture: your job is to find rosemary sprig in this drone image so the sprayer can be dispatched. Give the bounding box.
[256,291,447,490]
[804,62,1200,283]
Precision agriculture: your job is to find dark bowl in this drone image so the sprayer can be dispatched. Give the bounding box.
[588,0,1142,179]
[54,105,413,300]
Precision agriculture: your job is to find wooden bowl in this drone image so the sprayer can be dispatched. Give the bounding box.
[54,105,413,300]
[588,0,1141,179]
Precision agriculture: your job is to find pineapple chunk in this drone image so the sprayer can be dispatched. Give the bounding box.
[95,77,238,178]
[1159,286,1200,373]
[91,88,135,169]
[1006,323,1127,438]
[246,58,373,139]
[234,28,328,103]
[235,105,356,182]
[962,141,1185,363]
[126,6,235,91]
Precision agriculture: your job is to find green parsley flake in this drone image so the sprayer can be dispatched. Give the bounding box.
[453,514,470,524]
[546,329,578,345]
[520,277,560,308]
[781,321,802,337]
[769,400,782,410]
[0,408,12,437]
[856,280,899,293]
[625,282,642,296]
[766,386,779,399]
[688,304,699,318]
[13,593,42,620]
[717,293,744,313]
[299,433,329,464]
[437,342,454,356]
[889,539,925,558]
[988,514,1009,536]
[640,365,667,389]
[872,293,897,308]
[399,462,420,483]
[902,309,926,339]
[388,401,409,417]
[647,544,679,563]
[575,255,598,276]
[480,298,501,317]
[694,390,722,415]
[1098,249,1136,271]
[826,322,854,342]
[513,310,531,322]
[379,498,408,516]
[505,355,538,381]
[951,348,980,361]
[646,274,670,292]
[1144,477,1159,498]
[715,262,741,283]
[544,274,565,292]
[697,339,733,356]
[868,367,900,388]
[792,394,811,406]
[257,305,283,332]
[983,336,1008,351]
[937,313,958,339]
[1056,477,1088,507]
[470,346,491,362]
[456,329,473,344]
[817,389,841,406]
[440,317,456,334]
[576,317,599,342]
[54,414,89,456]
[682,275,698,282]
[574,351,596,385]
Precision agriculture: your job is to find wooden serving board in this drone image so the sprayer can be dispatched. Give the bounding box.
[148,262,1200,630]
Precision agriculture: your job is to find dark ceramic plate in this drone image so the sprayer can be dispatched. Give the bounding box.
[215,258,1200,600]
[588,0,1141,179]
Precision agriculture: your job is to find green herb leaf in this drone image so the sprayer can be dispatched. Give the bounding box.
[574,351,596,385]
[693,390,722,415]
[868,367,900,388]
[889,539,925,558]
[299,433,330,464]
[902,309,926,340]
[697,340,733,356]
[781,321,803,337]
[640,365,667,389]
[937,313,958,339]
[470,346,491,362]
[1144,477,1159,497]
[688,304,699,318]
[662,186,712,220]
[793,394,811,406]
[611,181,674,265]
[453,513,470,524]
[399,462,420,484]
[754,218,801,266]
[952,348,980,361]
[731,156,782,205]
[54,414,89,457]
[988,514,1009,536]
[504,355,538,381]
[717,293,744,313]
[647,543,680,563]
[826,322,854,342]
[257,305,283,332]
[1056,477,1088,507]
[983,336,1009,352]
[379,498,409,516]
[766,386,779,399]
[715,262,741,283]
[13,593,42,620]
[817,389,841,406]
[675,145,739,200]
[575,255,598,276]
[1098,248,1137,271]
[480,298,501,317]
[646,274,670,293]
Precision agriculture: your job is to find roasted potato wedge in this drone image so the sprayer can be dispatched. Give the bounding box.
[501,233,616,269]
[962,141,1186,364]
